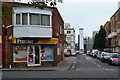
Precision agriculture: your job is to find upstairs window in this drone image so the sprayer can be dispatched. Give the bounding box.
[67,31,71,34]
[67,37,71,40]
[16,14,20,25]
[30,14,40,25]
[15,13,51,26]
[22,13,27,25]
[41,15,50,26]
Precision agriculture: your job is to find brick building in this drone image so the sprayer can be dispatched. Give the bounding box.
[1,2,64,68]
[105,8,120,53]
[103,21,111,52]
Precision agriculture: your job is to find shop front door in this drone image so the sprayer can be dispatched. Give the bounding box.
[27,45,41,66]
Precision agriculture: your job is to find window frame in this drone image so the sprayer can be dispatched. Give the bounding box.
[14,13,51,27]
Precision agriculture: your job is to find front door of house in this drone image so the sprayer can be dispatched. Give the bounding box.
[27,45,41,66]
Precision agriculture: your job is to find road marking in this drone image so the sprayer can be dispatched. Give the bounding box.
[102,68,117,71]
[97,64,101,67]
[85,57,92,60]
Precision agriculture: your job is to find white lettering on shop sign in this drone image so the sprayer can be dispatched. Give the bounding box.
[17,39,33,44]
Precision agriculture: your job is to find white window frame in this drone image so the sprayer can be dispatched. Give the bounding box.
[13,7,52,27]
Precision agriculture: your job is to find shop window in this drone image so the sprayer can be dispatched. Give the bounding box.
[13,45,27,62]
[41,45,53,61]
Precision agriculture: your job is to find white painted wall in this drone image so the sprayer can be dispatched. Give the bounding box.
[13,26,52,38]
[13,7,52,38]
[64,28,75,52]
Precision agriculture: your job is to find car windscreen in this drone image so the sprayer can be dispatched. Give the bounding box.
[112,54,120,58]
[104,53,112,56]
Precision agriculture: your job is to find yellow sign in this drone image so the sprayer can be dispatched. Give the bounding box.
[12,37,58,44]
[37,38,58,44]
[0,35,2,43]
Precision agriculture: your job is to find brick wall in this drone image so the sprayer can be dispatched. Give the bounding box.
[2,2,64,67]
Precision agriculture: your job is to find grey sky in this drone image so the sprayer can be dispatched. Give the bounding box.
[56,1,119,43]
[12,0,120,42]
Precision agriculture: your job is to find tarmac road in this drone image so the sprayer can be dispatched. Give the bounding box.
[1,54,120,79]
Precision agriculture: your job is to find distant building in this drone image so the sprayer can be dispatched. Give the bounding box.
[84,37,94,52]
[64,25,75,53]
[64,23,71,29]
[78,28,84,52]
[118,1,120,9]
[92,31,99,39]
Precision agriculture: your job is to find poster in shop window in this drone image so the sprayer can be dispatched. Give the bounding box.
[13,45,27,62]
[41,45,53,61]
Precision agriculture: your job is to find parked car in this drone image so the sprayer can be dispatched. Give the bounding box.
[64,52,70,57]
[108,53,120,65]
[75,51,84,55]
[95,51,102,59]
[71,51,77,56]
[76,51,80,54]
[92,50,99,58]
[86,51,91,55]
[100,52,112,63]
[90,49,98,57]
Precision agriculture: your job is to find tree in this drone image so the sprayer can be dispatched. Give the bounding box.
[93,33,99,49]
[93,25,107,51]
[98,25,107,51]
[29,0,63,9]
[64,34,68,48]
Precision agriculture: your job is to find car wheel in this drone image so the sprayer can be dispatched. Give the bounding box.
[108,61,113,65]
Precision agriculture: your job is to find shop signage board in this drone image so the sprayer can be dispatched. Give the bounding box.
[12,38,58,44]
[16,39,39,44]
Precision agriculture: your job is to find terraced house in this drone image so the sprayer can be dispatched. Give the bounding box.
[1,2,64,68]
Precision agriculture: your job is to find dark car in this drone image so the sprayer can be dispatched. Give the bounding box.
[108,53,120,65]
[100,52,112,63]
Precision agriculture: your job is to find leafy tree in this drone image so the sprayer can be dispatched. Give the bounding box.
[29,0,62,9]
[98,25,107,51]
[64,34,68,48]
[93,25,107,51]
[93,33,99,49]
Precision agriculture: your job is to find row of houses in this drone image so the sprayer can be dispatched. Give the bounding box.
[103,5,120,53]
[1,2,65,68]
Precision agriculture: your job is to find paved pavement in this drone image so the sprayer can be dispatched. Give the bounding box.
[2,56,77,71]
